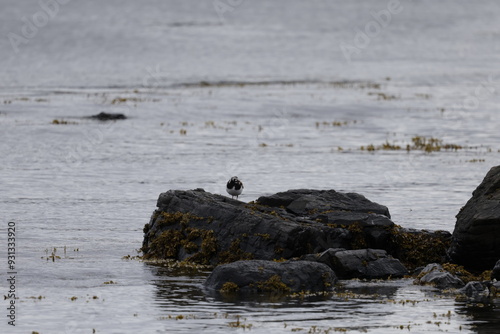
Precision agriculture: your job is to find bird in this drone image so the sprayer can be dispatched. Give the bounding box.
[226,176,244,199]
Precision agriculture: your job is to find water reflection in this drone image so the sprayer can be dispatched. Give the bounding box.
[147,262,478,333]
[148,263,210,307]
[456,299,500,334]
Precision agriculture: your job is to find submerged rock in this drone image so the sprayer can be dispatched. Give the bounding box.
[448,165,500,271]
[204,260,337,294]
[89,112,127,120]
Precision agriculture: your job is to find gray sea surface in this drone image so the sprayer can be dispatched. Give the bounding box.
[1,0,500,333]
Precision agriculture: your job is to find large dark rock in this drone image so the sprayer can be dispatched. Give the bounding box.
[308,248,408,279]
[141,188,450,268]
[142,189,397,265]
[203,260,337,294]
[448,166,500,271]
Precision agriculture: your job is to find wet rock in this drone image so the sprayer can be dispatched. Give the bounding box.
[89,112,127,120]
[491,259,500,280]
[448,165,500,271]
[256,189,391,217]
[416,263,464,289]
[314,248,408,279]
[141,188,450,268]
[419,263,443,274]
[142,189,399,265]
[203,260,337,294]
[490,281,500,296]
[315,248,347,267]
[257,190,395,249]
[461,281,489,300]
[420,271,464,289]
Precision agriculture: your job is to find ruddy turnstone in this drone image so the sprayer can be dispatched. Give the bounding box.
[226,176,244,199]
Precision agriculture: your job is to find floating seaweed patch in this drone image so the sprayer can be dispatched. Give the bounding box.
[360,136,466,153]
[368,92,398,100]
[315,120,358,128]
[52,119,78,125]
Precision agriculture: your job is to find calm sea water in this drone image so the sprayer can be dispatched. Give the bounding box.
[1,0,500,333]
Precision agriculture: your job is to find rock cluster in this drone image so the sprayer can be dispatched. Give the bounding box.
[142,165,500,297]
[142,188,448,269]
[142,188,444,295]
